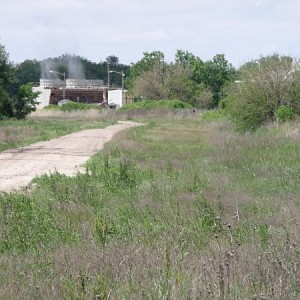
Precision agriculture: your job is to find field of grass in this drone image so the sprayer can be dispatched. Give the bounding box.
[0,110,115,152]
[1,110,300,299]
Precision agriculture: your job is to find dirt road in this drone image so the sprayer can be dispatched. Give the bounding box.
[0,121,141,192]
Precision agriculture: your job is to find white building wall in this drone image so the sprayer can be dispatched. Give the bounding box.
[108,90,123,108]
[33,87,51,109]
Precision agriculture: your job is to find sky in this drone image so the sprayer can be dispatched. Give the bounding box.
[0,0,299,67]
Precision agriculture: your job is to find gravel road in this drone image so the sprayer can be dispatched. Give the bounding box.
[0,121,141,192]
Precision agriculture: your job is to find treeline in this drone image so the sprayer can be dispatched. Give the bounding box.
[1,40,300,131]
[128,51,300,131]
[127,50,235,108]
[17,54,130,85]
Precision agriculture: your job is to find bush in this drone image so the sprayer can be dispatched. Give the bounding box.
[225,93,269,132]
[119,99,192,111]
[61,102,100,111]
[275,106,295,122]
[224,54,300,131]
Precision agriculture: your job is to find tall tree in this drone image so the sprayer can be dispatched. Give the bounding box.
[0,43,14,118]
[198,54,235,105]
[16,59,40,85]
[0,43,14,87]
[14,83,40,119]
[127,51,165,89]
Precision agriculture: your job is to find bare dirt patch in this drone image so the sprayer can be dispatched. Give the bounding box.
[0,121,142,192]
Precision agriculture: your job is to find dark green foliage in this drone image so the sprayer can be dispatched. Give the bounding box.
[0,85,14,118]
[0,44,40,118]
[275,105,295,122]
[0,43,14,87]
[225,93,270,132]
[0,43,15,118]
[14,83,40,119]
[16,59,41,85]
[197,54,235,106]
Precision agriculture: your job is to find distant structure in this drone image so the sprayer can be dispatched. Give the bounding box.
[33,79,107,108]
[33,78,132,109]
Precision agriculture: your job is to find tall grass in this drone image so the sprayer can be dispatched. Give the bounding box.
[0,112,300,299]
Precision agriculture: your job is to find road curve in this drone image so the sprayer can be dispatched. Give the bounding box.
[0,121,142,192]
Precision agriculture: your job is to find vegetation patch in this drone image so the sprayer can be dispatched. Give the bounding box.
[53,101,101,112]
[0,117,113,152]
[119,99,192,111]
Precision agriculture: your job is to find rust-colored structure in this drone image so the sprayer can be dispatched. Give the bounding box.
[39,79,108,105]
[49,87,106,105]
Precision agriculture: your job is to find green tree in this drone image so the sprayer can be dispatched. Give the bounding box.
[173,50,211,107]
[175,50,199,66]
[198,54,235,106]
[0,43,14,87]
[131,62,167,99]
[14,83,40,119]
[225,54,300,131]
[0,43,15,118]
[106,55,119,67]
[130,50,216,108]
[127,51,165,89]
[16,59,40,85]
[0,87,13,118]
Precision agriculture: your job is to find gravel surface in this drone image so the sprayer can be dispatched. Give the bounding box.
[0,121,141,192]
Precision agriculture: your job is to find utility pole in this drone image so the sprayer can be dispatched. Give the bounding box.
[107,62,110,89]
[49,70,66,100]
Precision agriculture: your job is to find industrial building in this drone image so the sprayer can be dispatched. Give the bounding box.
[33,79,108,108]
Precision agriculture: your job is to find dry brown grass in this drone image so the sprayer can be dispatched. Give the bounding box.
[29,109,112,120]
[0,126,36,144]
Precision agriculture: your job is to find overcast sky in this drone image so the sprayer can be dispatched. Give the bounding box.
[0,0,299,66]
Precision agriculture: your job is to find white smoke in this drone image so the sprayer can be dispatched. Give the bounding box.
[40,54,85,79]
[66,56,84,79]
[40,60,57,79]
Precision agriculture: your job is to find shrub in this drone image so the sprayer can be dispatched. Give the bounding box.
[225,54,300,131]
[225,93,270,132]
[275,105,295,122]
[60,101,100,111]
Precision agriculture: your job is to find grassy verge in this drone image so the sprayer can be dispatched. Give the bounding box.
[0,112,115,152]
[1,112,300,299]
